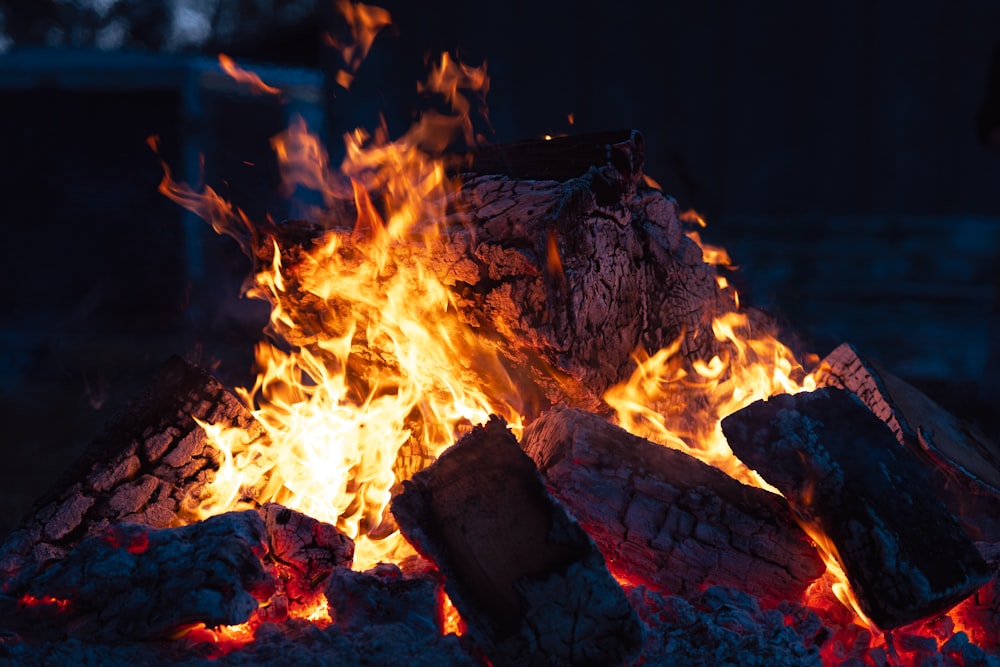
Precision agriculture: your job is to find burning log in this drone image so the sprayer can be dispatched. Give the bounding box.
[258,502,355,622]
[4,510,274,642]
[814,342,1000,543]
[721,387,992,629]
[0,356,269,594]
[249,130,737,414]
[391,415,643,667]
[520,405,825,605]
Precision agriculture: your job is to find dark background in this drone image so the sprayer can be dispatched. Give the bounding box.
[1,0,998,537]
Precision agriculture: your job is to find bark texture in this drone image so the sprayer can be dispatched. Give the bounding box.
[520,405,824,605]
[814,342,1000,542]
[258,502,355,622]
[0,356,268,595]
[391,415,643,667]
[722,387,991,629]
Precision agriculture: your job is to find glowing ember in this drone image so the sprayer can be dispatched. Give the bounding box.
[18,594,70,613]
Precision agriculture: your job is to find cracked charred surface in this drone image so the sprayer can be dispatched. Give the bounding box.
[0,357,267,595]
[391,416,643,667]
[722,388,991,630]
[814,342,1000,544]
[5,511,274,642]
[521,406,824,605]
[250,131,734,416]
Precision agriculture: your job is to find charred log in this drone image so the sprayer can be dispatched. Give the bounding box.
[258,502,354,622]
[391,415,643,667]
[3,510,274,642]
[520,406,824,605]
[0,356,268,595]
[814,342,1000,543]
[721,387,991,629]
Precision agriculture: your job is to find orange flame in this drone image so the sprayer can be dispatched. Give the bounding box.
[326,0,393,90]
[164,56,515,570]
[218,54,282,96]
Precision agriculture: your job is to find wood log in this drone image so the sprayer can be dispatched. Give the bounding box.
[257,502,354,622]
[721,387,991,629]
[0,356,268,595]
[247,130,739,416]
[0,533,475,666]
[520,405,824,605]
[390,415,643,667]
[813,342,1000,542]
[3,510,274,642]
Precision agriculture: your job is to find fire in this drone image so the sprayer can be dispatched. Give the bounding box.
[154,15,965,654]
[603,308,815,486]
[218,54,282,96]
[159,50,519,570]
[325,0,392,90]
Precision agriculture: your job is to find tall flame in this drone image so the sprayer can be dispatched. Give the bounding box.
[160,54,507,569]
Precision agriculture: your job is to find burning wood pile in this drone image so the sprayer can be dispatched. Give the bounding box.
[3,7,1000,666]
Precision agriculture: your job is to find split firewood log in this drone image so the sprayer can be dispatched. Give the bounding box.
[721,387,991,630]
[257,502,355,622]
[391,415,643,667]
[813,342,1000,543]
[2,510,274,642]
[520,405,825,605]
[0,356,269,594]
[243,130,740,415]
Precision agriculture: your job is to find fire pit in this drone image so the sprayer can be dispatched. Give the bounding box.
[1,5,999,666]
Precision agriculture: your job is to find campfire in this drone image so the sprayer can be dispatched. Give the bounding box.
[2,4,999,665]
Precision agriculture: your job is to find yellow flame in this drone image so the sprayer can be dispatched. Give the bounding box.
[170,57,515,570]
[800,520,877,632]
[604,214,884,631]
[605,310,815,487]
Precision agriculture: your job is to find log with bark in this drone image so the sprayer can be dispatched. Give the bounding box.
[520,405,825,605]
[0,356,270,595]
[391,415,643,667]
[721,387,991,629]
[240,130,741,417]
[813,342,1000,543]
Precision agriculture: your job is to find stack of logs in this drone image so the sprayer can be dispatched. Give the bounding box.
[1,131,998,665]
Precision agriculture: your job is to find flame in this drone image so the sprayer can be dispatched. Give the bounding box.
[326,0,393,90]
[218,54,282,96]
[799,521,877,632]
[162,37,898,644]
[164,55,517,571]
[604,312,815,487]
[439,591,464,636]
